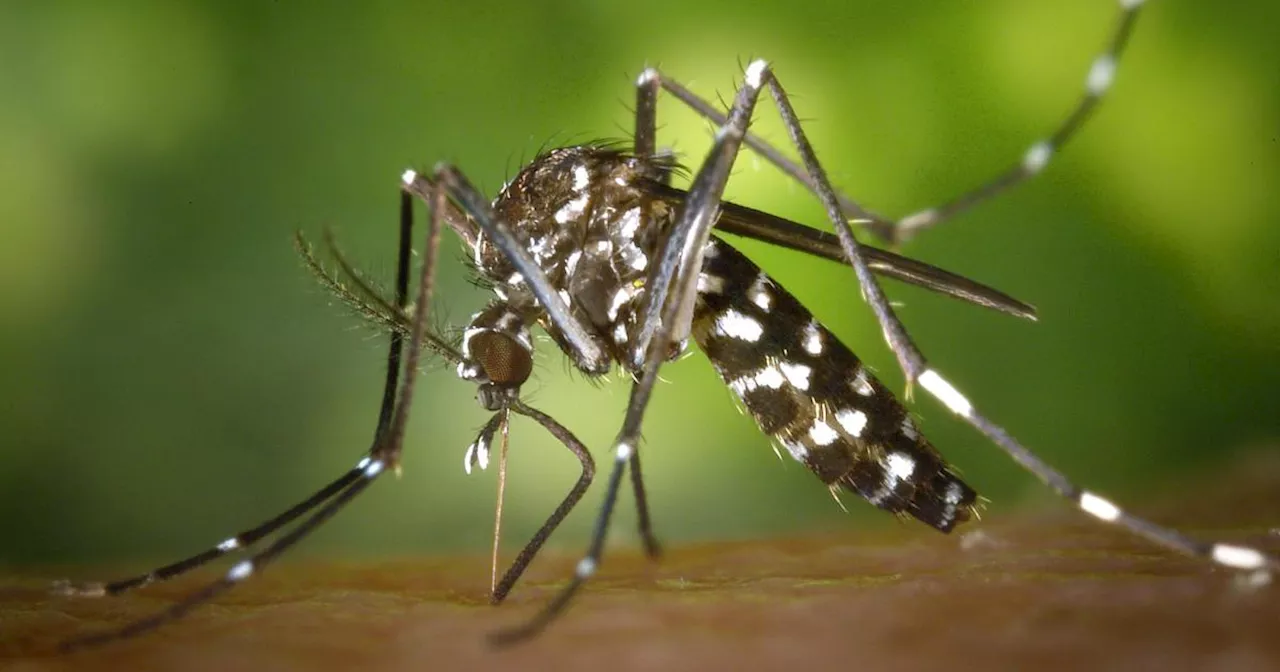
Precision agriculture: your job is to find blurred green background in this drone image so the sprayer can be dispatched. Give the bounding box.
[2,1,1277,568]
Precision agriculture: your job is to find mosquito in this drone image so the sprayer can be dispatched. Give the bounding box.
[46,0,1275,652]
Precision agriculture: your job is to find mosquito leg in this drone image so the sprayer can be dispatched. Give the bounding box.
[53,190,422,608]
[374,171,446,467]
[645,68,890,239]
[59,469,380,652]
[629,450,662,559]
[376,191,415,430]
[937,389,1277,575]
[634,66,658,159]
[488,433,623,645]
[761,64,1278,578]
[763,72,927,385]
[626,68,665,561]
[647,2,1144,245]
[490,402,596,604]
[73,170,452,648]
[893,0,1144,244]
[58,172,446,651]
[52,468,366,601]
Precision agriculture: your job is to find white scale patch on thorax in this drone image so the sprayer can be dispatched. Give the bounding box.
[572,163,590,191]
[554,193,590,224]
[608,284,637,321]
[564,250,582,276]
[614,207,648,271]
[618,207,641,239]
[528,234,553,261]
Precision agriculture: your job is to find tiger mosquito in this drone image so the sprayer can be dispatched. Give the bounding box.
[47,0,1276,652]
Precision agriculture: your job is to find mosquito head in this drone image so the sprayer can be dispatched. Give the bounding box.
[469,330,533,390]
[458,302,535,407]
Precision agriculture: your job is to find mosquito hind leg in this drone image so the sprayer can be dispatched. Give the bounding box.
[757,58,1277,580]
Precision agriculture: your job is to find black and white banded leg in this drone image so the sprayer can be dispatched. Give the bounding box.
[890,0,1144,243]
[749,61,1277,579]
[636,0,1145,246]
[56,183,447,652]
[51,196,423,619]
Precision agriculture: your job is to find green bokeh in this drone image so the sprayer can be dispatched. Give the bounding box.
[1,1,1277,566]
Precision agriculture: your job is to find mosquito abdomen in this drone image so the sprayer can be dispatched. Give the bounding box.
[691,237,977,532]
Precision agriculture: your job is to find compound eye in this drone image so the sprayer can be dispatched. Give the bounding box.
[470,331,533,388]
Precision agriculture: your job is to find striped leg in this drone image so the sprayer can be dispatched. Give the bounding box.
[489,402,596,604]
[58,178,448,652]
[916,369,1277,576]
[636,0,1144,245]
[50,465,369,604]
[893,0,1144,243]
[756,59,1278,578]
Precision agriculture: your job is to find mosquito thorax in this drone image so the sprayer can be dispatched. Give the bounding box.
[453,147,675,379]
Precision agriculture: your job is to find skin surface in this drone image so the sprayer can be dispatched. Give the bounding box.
[3,457,1278,672]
